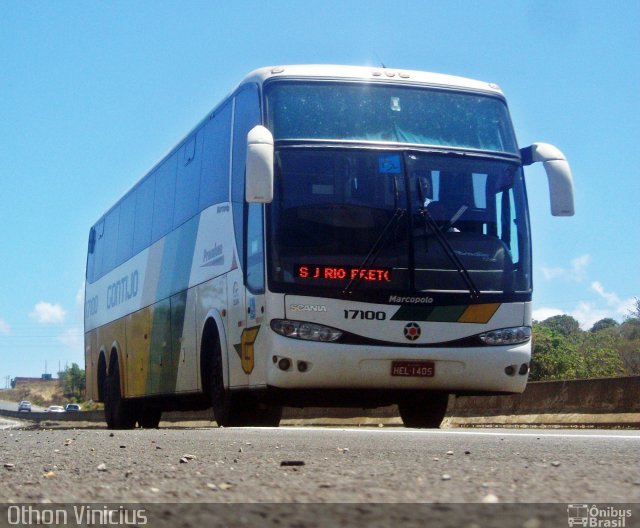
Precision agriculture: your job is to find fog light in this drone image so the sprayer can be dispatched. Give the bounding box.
[504,365,516,376]
[278,358,291,371]
[519,363,529,375]
[297,361,308,372]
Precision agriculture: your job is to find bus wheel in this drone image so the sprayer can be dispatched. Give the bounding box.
[137,408,162,429]
[210,338,240,427]
[398,392,449,428]
[249,403,282,427]
[104,359,136,430]
[207,336,281,427]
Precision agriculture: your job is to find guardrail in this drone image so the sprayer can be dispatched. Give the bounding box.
[1,376,638,428]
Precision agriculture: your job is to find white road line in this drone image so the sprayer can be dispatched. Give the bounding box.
[0,418,21,430]
[272,427,640,439]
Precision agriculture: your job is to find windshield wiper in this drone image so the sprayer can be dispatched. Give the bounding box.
[342,207,405,295]
[416,181,480,300]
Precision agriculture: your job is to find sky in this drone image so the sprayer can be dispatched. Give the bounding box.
[0,1,638,384]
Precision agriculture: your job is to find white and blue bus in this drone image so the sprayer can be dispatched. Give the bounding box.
[85,65,574,428]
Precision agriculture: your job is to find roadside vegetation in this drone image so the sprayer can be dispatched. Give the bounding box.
[3,363,101,410]
[530,298,640,381]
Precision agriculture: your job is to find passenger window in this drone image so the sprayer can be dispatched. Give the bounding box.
[117,191,135,265]
[152,157,177,241]
[133,174,155,254]
[200,101,232,209]
[87,220,104,282]
[102,206,120,274]
[174,132,202,228]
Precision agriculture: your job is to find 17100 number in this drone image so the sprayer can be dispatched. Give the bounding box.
[344,310,386,320]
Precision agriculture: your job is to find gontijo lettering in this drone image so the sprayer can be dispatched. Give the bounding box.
[107,270,139,309]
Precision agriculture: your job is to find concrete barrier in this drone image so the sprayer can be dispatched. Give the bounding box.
[1,376,638,428]
[445,376,640,428]
[0,409,105,423]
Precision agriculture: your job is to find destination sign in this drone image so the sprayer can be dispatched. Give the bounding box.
[295,264,392,282]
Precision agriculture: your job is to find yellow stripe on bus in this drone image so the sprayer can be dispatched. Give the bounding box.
[457,303,501,324]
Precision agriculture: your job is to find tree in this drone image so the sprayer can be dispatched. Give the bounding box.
[627,297,640,321]
[577,332,625,378]
[59,363,86,400]
[538,314,581,336]
[530,322,625,381]
[530,325,580,381]
[590,318,619,333]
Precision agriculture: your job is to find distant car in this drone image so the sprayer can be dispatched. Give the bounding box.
[46,405,65,413]
[64,404,81,412]
[18,401,32,412]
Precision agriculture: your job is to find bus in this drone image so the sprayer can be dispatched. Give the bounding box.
[84,65,574,429]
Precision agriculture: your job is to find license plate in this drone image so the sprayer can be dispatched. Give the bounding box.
[391,361,435,377]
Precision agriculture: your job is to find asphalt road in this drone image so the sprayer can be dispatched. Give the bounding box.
[0,398,45,412]
[1,425,639,526]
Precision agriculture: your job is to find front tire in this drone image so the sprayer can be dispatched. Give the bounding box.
[209,336,281,427]
[398,392,449,428]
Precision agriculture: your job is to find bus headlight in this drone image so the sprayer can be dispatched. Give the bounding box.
[479,326,531,346]
[271,319,343,342]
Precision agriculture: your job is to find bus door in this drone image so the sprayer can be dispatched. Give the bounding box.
[245,202,266,385]
[226,268,250,388]
[225,204,265,388]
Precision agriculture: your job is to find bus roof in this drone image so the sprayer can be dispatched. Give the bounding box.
[240,64,504,96]
[90,65,506,230]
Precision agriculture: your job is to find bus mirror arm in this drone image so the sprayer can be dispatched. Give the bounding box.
[520,142,575,217]
[246,125,274,203]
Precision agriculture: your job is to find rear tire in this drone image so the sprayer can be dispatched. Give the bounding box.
[137,408,162,429]
[398,392,449,428]
[104,358,136,430]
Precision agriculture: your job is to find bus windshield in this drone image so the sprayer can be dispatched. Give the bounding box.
[265,81,518,154]
[268,149,531,298]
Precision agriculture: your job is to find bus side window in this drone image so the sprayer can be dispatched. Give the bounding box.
[87,220,104,283]
[200,101,232,210]
[174,131,203,228]
[102,205,120,275]
[246,203,264,293]
[116,191,136,265]
[231,84,261,270]
[133,173,155,254]
[152,156,177,242]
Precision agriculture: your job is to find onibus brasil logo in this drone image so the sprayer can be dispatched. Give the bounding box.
[567,504,632,527]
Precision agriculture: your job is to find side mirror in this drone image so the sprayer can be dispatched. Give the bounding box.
[520,143,575,216]
[246,125,274,203]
